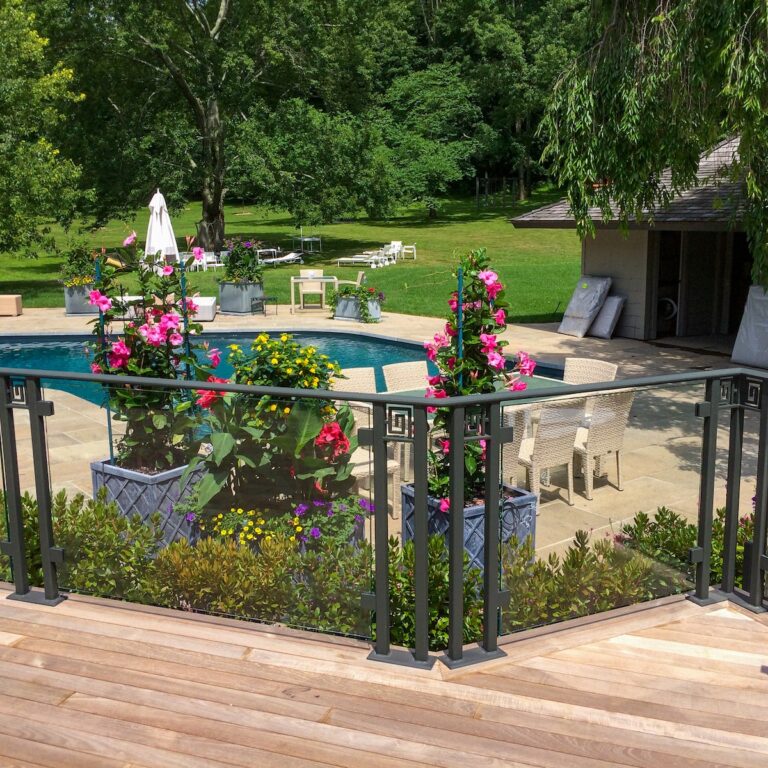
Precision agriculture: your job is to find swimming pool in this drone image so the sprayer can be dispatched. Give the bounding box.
[0,331,563,404]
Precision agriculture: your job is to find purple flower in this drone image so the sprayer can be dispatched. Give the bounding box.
[354,514,363,524]
[185,512,196,523]
[244,241,252,248]
[310,527,321,539]
[358,498,374,513]
[295,503,309,517]
[312,500,325,507]
[338,503,347,511]
[327,509,334,517]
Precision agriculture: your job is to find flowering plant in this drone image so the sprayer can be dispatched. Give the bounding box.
[222,238,264,283]
[328,284,386,323]
[199,496,369,551]
[186,333,357,513]
[89,252,215,472]
[424,249,535,505]
[58,242,96,288]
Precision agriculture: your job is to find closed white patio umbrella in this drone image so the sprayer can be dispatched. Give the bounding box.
[144,189,179,265]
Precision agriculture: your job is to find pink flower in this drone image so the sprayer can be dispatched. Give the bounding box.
[508,378,527,392]
[439,498,450,513]
[517,351,536,377]
[479,333,497,352]
[427,374,442,386]
[122,231,137,247]
[314,421,351,461]
[446,356,456,370]
[424,342,438,362]
[160,312,180,329]
[138,323,165,347]
[433,332,450,348]
[184,297,199,314]
[477,270,499,287]
[440,438,450,455]
[425,387,447,400]
[108,339,131,369]
[192,246,204,262]
[197,376,229,409]
[486,350,505,370]
[169,332,184,346]
[161,265,174,276]
[90,363,102,374]
[207,347,221,368]
[445,322,457,337]
[448,293,459,312]
[494,308,506,325]
[487,281,503,300]
[88,290,112,313]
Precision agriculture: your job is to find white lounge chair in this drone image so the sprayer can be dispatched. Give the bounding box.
[337,251,388,269]
[260,251,303,266]
[383,361,429,393]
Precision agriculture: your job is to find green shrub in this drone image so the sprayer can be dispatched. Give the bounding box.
[148,535,297,620]
[386,535,484,651]
[618,506,754,589]
[53,489,163,602]
[288,540,373,636]
[0,491,43,586]
[501,530,691,633]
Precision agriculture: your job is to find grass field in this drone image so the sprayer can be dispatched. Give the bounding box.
[0,191,580,321]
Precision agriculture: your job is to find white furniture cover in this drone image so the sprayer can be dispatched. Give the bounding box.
[558,276,612,338]
[588,295,627,339]
[732,285,768,369]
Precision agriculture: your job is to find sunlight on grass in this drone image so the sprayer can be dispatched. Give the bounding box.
[0,192,580,321]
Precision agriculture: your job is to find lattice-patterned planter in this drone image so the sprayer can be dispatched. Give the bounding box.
[90,460,205,545]
[400,484,536,572]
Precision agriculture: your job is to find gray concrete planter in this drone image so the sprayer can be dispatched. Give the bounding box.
[64,286,98,315]
[400,483,536,572]
[219,281,264,314]
[91,459,205,545]
[333,297,381,323]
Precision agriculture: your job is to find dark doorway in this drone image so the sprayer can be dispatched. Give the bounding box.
[656,231,681,337]
[729,233,752,333]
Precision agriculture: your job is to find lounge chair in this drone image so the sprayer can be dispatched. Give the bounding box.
[337,251,388,268]
[573,391,634,499]
[517,398,587,505]
[338,366,377,393]
[260,251,303,266]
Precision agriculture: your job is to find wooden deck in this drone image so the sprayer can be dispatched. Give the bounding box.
[0,586,766,767]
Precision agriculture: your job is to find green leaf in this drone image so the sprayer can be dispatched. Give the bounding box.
[210,432,236,466]
[152,414,167,430]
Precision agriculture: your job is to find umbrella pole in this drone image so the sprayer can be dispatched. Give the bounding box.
[457,267,464,390]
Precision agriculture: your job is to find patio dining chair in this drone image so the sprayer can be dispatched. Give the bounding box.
[298,269,325,309]
[501,407,530,486]
[336,271,366,289]
[401,243,417,260]
[517,398,587,506]
[383,361,429,393]
[573,391,634,500]
[563,358,619,385]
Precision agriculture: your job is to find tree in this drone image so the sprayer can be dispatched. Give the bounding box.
[541,0,768,284]
[0,0,82,254]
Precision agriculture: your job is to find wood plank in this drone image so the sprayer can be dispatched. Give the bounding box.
[606,634,767,667]
[632,625,768,656]
[0,694,331,768]
[0,631,22,646]
[520,654,768,708]
[491,661,768,720]
[0,730,133,768]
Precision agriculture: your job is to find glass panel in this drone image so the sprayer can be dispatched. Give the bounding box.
[46,380,373,639]
[500,383,705,635]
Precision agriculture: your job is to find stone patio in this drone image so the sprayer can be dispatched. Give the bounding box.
[0,307,758,556]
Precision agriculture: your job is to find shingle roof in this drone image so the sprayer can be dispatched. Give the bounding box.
[513,137,744,230]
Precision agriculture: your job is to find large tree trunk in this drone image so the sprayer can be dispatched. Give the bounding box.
[197,97,226,250]
[516,117,527,201]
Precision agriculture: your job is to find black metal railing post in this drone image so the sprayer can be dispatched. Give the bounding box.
[368,402,391,660]
[411,406,433,667]
[746,380,768,609]
[0,376,29,597]
[23,378,64,604]
[722,376,745,593]
[481,402,505,659]
[443,404,466,667]
[690,378,720,602]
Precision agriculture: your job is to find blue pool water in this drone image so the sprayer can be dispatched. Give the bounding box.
[0,331,430,404]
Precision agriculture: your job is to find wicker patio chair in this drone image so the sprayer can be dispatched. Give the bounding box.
[501,407,530,486]
[563,358,619,385]
[573,391,634,500]
[382,361,429,393]
[517,398,587,506]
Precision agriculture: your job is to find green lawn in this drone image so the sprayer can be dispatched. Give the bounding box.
[1,191,580,321]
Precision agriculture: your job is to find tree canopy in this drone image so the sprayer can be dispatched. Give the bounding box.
[541,0,768,284]
[0,0,82,253]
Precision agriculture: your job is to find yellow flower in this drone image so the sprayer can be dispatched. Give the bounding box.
[228,344,240,350]
[265,535,272,542]
[247,534,254,540]
[255,527,262,535]
[271,358,278,365]
[247,510,255,516]
[283,407,290,414]
[290,535,296,542]
[256,345,262,352]
[310,367,316,374]
[218,513,224,519]
[327,364,335,370]
[257,518,265,525]
[296,526,303,533]
[286,368,293,374]
[292,516,300,525]
[269,403,277,412]
[280,334,289,342]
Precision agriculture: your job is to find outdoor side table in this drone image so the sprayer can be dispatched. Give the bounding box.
[251,296,278,315]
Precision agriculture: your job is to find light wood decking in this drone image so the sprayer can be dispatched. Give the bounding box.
[0,586,766,767]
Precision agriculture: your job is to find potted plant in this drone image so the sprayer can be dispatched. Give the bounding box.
[184,333,358,516]
[218,238,265,314]
[400,249,538,571]
[59,242,98,315]
[88,248,218,544]
[329,285,385,323]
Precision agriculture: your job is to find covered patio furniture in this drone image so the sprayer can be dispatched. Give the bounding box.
[517,398,587,506]
[574,391,634,500]
[144,190,179,270]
